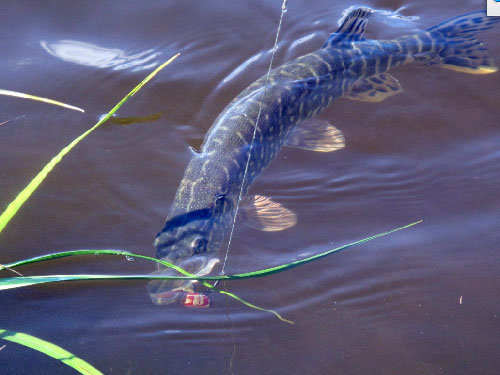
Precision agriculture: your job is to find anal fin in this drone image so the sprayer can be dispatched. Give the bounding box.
[286,119,345,152]
[346,73,402,102]
[239,195,297,232]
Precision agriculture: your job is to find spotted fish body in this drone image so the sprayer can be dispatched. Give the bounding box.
[148,9,499,304]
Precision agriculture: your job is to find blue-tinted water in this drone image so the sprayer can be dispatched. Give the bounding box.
[1,1,499,374]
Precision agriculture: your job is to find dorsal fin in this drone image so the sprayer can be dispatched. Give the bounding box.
[323,7,374,47]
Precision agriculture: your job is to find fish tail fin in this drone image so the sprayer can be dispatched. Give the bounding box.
[425,10,499,74]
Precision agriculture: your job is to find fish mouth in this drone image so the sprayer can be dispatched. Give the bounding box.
[146,257,219,305]
[148,286,192,305]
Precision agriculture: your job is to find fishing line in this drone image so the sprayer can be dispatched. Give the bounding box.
[218,4,289,357]
[216,0,289,287]
[222,279,237,375]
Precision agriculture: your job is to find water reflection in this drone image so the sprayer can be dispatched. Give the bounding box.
[40,40,159,71]
[376,6,420,21]
[1,1,498,374]
[221,52,263,84]
[289,33,316,49]
[339,5,420,26]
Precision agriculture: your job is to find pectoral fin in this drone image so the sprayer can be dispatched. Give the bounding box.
[239,195,297,232]
[346,73,402,102]
[285,119,345,152]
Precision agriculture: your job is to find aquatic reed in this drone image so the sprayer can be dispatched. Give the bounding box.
[0,329,104,375]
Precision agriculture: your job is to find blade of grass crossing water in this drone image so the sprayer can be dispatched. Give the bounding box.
[0,53,180,235]
[0,89,85,112]
[0,329,104,375]
[218,290,294,324]
[0,221,420,324]
[1,220,422,284]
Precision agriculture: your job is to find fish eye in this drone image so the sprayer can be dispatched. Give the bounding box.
[191,237,208,254]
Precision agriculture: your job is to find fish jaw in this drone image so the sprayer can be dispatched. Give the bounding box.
[147,257,220,305]
[148,287,190,305]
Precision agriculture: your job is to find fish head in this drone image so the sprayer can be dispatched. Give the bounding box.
[147,195,233,305]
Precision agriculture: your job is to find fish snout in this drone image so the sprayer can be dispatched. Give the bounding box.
[146,269,193,305]
[146,256,220,305]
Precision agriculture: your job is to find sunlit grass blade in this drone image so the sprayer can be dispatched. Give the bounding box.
[0,220,422,284]
[0,263,23,276]
[0,221,420,323]
[0,273,288,324]
[218,290,294,324]
[0,89,85,112]
[0,53,180,235]
[0,249,286,321]
[0,329,104,375]
[232,220,423,278]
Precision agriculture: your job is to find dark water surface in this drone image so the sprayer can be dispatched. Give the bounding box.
[1,1,499,374]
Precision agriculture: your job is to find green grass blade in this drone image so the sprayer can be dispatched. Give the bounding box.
[0,329,104,375]
[0,263,22,276]
[0,53,179,235]
[218,290,294,324]
[0,274,288,324]
[0,221,422,286]
[0,221,420,323]
[232,220,423,278]
[0,275,168,289]
[0,89,85,112]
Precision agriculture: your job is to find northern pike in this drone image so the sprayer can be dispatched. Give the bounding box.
[147,8,499,304]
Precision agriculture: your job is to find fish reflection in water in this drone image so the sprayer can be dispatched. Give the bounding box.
[147,8,499,304]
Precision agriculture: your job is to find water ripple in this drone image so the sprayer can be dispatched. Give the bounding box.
[40,39,160,71]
